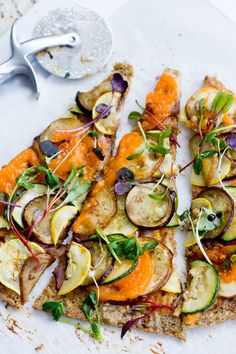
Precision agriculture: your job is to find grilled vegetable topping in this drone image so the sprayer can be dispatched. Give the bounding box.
[197,188,234,239]
[80,241,113,286]
[24,196,61,244]
[126,183,175,228]
[12,184,47,228]
[0,239,44,294]
[221,187,236,241]
[182,260,220,314]
[58,242,91,295]
[72,183,117,238]
[20,253,54,303]
[139,238,173,294]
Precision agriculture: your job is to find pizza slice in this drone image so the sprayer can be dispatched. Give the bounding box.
[180,76,236,328]
[34,68,185,339]
[0,63,133,308]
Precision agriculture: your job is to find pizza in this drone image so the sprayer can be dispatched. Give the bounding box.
[0,62,133,308]
[180,76,236,328]
[0,64,235,342]
[34,68,184,339]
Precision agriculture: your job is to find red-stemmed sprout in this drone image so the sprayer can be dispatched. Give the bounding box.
[109,299,172,338]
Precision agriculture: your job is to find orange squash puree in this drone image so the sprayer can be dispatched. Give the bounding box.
[0,148,39,195]
[184,313,201,326]
[88,252,154,302]
[103,131,144,187]
[49,132,107,180]
[145,73,177,122]
[220,263,236,283]
[222,114,234,126]
[191,244,236,265]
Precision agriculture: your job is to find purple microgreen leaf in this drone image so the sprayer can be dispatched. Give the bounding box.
[226,134,236,152]
[95,103,112,118]
[96,103,108,114]
[120,303,172,338]
[121,316,143,338]
[93,147,105,161]
[114,181,132,195]
[111,73,128,93]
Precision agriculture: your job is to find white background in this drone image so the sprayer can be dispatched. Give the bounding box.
[0,0,236,353]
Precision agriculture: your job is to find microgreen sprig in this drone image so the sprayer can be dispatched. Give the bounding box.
[126,122,171,160]
[80,291,102,341]
[94,229,158,263]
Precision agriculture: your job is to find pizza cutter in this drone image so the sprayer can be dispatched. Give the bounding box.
[0,4,113,97]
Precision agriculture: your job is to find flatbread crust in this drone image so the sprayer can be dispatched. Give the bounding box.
[0,285,22,308]
[34,274,185,340]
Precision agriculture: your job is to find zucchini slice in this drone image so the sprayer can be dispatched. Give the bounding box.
[222,187,236,241]
[100,257,137,285]
[182,260,220,314]
[12,184,47,228]
[197,187,234,239]
[125,183,175,228]
[166,213,179,228]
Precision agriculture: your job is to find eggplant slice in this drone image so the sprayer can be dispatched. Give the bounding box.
[39,118,83,143]
[139,238,173,295]
[34,118,84,161]
[72,184,117,238]
[20,253,54,304]
[125,183,175,228]
[80,241,113,286]
[24,196,61,245]
[76,81,112,115]
[197,187,234,239]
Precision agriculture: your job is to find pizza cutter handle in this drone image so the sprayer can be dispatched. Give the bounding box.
[0,57,21,86]
[20,32,81,56]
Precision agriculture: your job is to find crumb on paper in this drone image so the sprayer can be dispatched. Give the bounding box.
[149,341,166,354]
[81,55,94,63]
[4,315,22,335]
[35,344,44,351]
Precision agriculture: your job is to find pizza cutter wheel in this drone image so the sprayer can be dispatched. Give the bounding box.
[0,4,114,97]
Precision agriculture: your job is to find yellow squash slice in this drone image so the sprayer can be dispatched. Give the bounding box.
[0,239,44,294]
[50,205,77,245]
[190,156,231,186]
[58,242,91,295]
[92,92,121,135]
